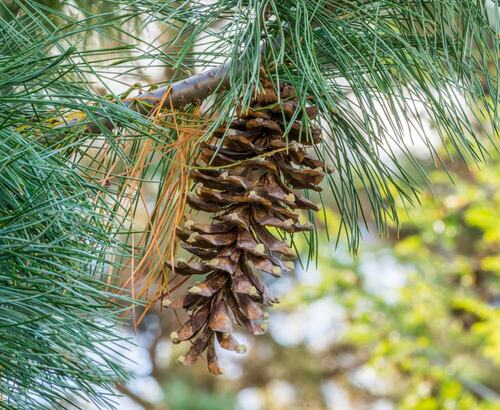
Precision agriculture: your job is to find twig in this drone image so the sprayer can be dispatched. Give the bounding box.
[135,64,230,111]
[86,63,231,133]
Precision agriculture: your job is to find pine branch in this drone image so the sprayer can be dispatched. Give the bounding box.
[73,35,279,133]
[85,63,231,133]
[139,65,231,110]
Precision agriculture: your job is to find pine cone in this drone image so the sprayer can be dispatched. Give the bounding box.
[164,79,330,374]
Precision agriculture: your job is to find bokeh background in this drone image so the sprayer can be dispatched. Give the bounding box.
[3,1,497,409]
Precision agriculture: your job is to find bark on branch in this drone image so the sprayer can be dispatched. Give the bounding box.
[138,63,230,109]
[85,62,231,133]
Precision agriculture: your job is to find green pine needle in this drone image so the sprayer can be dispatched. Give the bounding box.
[0,130,131,409]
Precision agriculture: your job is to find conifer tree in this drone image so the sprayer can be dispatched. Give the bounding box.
[0,0,497,407]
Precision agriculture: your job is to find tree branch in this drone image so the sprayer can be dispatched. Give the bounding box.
[86,63,231,133]
[139,64,230,110]
[69,35,281,134]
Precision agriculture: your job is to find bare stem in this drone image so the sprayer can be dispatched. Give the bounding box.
[86,63,230,133]
[139,64,230,109]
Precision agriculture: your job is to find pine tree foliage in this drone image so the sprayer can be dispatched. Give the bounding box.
[0,132,129,409]
[0,0,498,406]
[0,2,135,408]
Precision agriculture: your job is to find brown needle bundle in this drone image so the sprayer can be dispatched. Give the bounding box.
[164,78,330,374]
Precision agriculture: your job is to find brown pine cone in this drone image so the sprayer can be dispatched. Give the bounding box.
[164,80,330,374]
